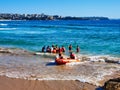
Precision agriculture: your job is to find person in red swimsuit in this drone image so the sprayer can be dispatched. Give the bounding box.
[61,46,65,52]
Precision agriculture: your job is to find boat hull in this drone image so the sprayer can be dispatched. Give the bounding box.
[55,58,80,65]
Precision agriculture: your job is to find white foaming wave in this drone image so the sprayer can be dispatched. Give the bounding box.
[66,61,88,66]
[35,52,56,58]
[0,71,32,79]
[89,56,105,62]
[76,54,120,63]
[27,69,115,86]
[0,23,8,26]
[88,55,120,64]
[22,31,56,34]
[0,64,119,87]
[0,28,17,30]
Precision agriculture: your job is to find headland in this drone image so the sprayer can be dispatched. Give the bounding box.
[0,13,109,20]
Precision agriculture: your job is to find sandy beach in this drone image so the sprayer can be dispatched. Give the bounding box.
[0,76,98,90]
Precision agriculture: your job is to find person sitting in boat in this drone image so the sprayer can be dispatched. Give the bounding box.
[70,52,75,59]
[55,53,63,60]
[59,53,64,59]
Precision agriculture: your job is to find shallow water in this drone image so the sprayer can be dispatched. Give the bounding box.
[0,48,119,86]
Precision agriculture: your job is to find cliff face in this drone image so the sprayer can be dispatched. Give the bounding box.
[104,78,120,90]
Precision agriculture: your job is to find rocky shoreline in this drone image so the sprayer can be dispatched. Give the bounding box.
[104,78,120,90]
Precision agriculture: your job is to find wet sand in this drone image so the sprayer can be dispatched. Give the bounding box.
[0,76,97,90]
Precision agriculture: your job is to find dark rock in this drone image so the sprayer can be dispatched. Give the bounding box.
[105,59,118,64]
[104,78,120,90]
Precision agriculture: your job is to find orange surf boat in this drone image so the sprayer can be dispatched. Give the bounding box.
[55,58,80,65]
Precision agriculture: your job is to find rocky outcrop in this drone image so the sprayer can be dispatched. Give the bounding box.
[0,48,34,55]
[104,78,120,90]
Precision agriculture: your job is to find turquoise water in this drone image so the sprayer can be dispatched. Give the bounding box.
[0,20,120,57]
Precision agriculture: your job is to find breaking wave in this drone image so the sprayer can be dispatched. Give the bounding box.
[0,28,17,30]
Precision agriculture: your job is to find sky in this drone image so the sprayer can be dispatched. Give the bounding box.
[0,0,120,19]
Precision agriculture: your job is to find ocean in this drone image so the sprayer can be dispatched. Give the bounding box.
[0,20,120,86]
[0,20,120,57]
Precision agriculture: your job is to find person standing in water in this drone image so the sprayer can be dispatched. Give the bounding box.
[61,46,65,53]
[68,44,72,52]
[46,46,51,53]
[41,45,46,52]
[76,45,80,53]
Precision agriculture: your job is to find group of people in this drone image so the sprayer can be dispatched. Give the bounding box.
[41,45,65,53]
[58,52,76,59]
[41,44,80,60]
[68,44,80,53]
